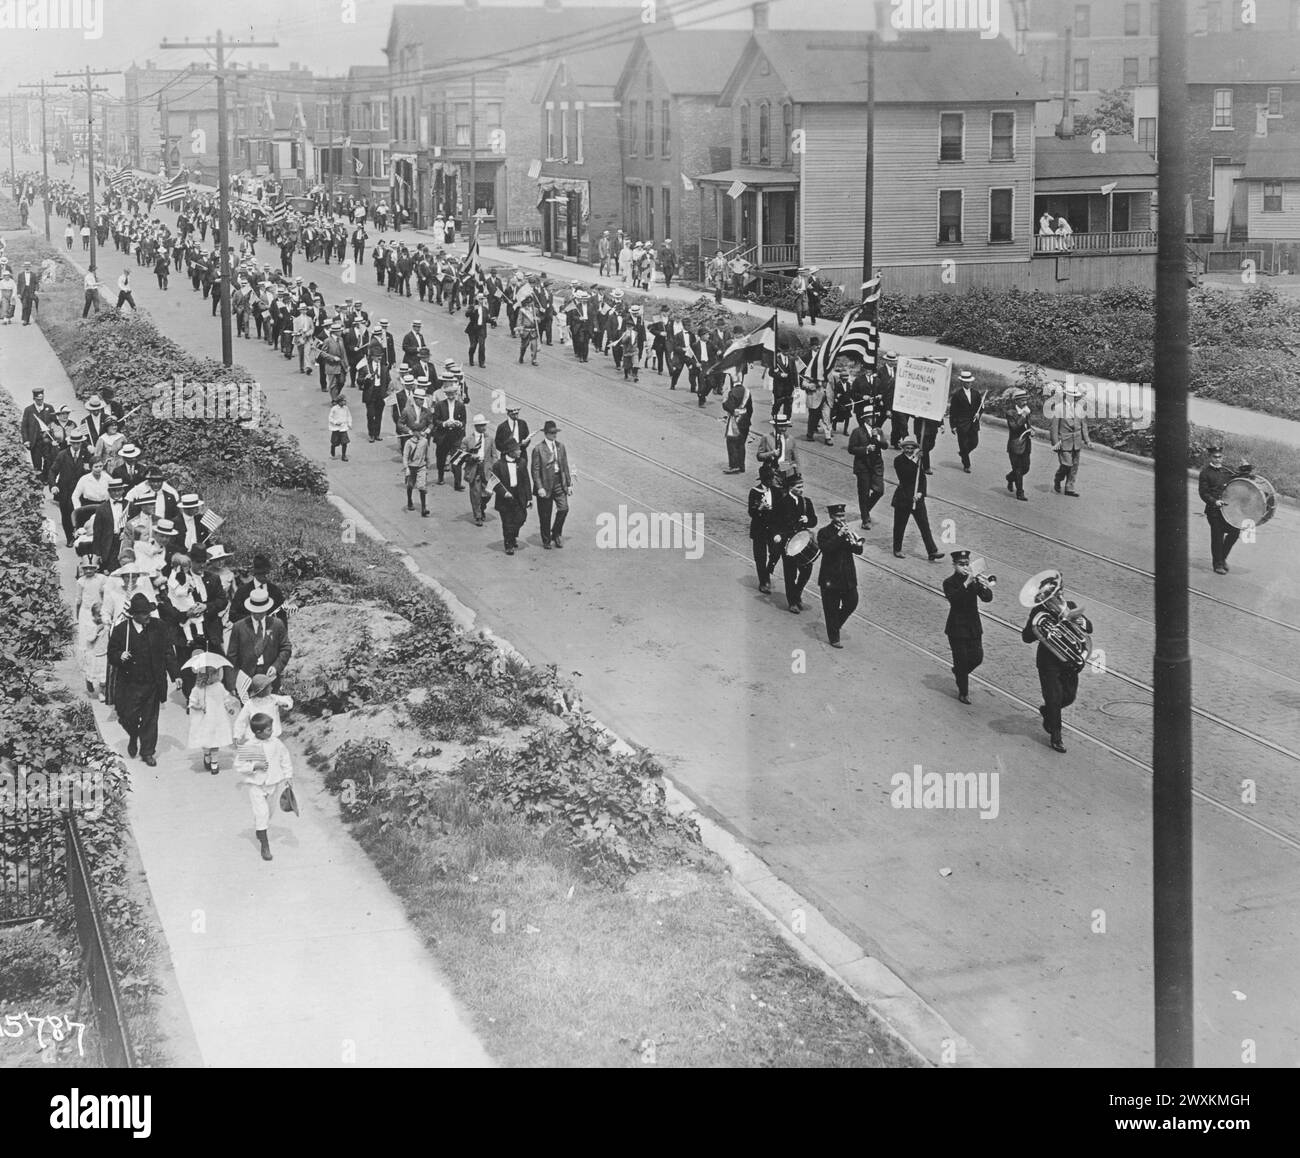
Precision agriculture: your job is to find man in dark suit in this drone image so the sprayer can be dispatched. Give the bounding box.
[225,589,292,693]
[359,349,389,442]
[693,330,717,406]
[722,373,754,474]
[401,320,425,370]
[20,387,55,475]
[431,386,468,488]
[945,369,984,473]
[775,475,818,614]
[374,319,398,369]
[107,593,181,764]
[49,430,94,546]
[847,402,887,530]
[748,462,780,595]
[892,437,944,562]
[529,420,572,549]
[16,262,40,325]
[1005,390,1033,501]
[230,554,287,624]
[816,501,865,648]
[495,406,530,457]
[74,478,128,573]
[82,396,110,446]
[942,549,994,704]
[492,440,532,555]
[465,299,489,367]
[770,345,798,423]
[1021,574,1093,754]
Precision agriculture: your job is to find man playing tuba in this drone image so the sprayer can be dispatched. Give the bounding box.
[1020,570,1093,754]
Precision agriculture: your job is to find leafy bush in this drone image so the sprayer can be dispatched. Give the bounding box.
[0,924,71,1002]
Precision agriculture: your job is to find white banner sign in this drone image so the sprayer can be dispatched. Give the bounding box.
[892,356,951,421]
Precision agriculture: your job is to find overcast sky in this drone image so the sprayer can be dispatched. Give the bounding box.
[1,0,887,92]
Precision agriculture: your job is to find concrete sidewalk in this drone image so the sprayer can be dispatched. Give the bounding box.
[0,316,493,1069]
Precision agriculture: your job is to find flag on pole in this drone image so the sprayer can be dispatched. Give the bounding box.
[108,168,131,190]
[802,277,882,384]
[681,172,695,192]
[353,156,364,176]
[457,220,482,280]
[705,313,778,376]
[153,171,189,207]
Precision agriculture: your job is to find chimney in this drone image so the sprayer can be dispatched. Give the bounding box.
[752,1,769,31]
[1056,28,1074,139]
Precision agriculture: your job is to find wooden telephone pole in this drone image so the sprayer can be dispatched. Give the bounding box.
[17,80,67,242]
[161,30,278,366]
[54,66,120,274]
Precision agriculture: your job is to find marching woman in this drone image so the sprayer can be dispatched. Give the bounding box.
[75,556,107,698]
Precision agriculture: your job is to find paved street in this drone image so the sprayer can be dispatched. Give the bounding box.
[23,175,1299,1068]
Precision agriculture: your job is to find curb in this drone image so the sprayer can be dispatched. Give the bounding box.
[325,492,981,1068]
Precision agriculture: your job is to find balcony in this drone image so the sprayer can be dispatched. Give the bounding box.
[1033,229,1157,255]
[701,240,800,269]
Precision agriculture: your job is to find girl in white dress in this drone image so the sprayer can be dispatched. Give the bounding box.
[75,558,107,696]
[185,656,235,774]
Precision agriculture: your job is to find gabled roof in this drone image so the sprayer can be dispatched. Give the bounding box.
[532,38,636,103]
[385,3,652,78]
[720,30,1049,106]
[1035,135,1158,181]
[1241,135,1300,181]
[1188,33,1300,85]
[614,30,751,99]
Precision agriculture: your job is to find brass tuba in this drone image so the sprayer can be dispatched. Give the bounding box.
[1019,569,1091,672]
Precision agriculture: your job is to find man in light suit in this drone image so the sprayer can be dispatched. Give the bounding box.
[225,589,292,694]
[1048,381,1092,497]
[530,420,572,549]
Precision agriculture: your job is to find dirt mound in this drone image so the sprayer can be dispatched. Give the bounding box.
[286,601,412,675]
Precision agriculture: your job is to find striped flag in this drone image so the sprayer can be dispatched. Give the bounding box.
[154,171,189,207]
[234,670,253,704]
[457,221,482,280]
[705,313,777,376]
[108,168,131,189]
[264,203,289,227]
[802,277,882,384]
[199,509,224,534]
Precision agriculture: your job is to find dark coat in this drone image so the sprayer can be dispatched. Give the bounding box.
[494,417,531,456]
[224,614,292,691]
[943,571,992,639]
[891,453,928,510]
[816,523,864,588]
[491,458,531,516]
[106,618,179,698]
[947,387,984,429]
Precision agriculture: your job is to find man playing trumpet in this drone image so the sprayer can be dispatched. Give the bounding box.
[942,550,994,705]
[1020,570,1093,753]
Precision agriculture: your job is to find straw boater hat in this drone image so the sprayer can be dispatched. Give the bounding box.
[179,493,202,511]
[245,589,274,615]
[118,444,142,460]
[84,394,105,412]
[204,543,232,561]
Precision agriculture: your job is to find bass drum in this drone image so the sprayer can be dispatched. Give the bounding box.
[1221,476,1276,529]
[783,529,821,568]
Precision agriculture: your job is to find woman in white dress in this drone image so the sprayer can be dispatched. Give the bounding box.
[74,557,107,697]
[93,415,125,474]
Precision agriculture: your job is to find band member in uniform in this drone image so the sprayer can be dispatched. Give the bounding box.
[492,440,532,555]
[816,501,864,649]
[892,436,944,562]
[1198,443,1244,575]
[722,371,754,474]
[775,475,818,613]
[945,369,983,473]
[755,418,799,491]
[1022,571,1093,753]
[1049,381,1091,496]
[461,414,493,527]
[942,550,994,704]
[530,420,572,549]
[1005,389,1032,501]
[748,462,780,595]
[430,384,468,488]
[847,401,887,529]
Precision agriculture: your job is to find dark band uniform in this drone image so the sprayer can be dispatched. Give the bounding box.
[775,487,818,611]
[943,556,992,700]
[1022,602,1094,740]
[1197,450,1245,572]
[747,471,780,592]
[816,506,864,646]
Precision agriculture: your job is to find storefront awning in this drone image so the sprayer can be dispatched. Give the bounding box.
[693,167,800,187]
[536,176,589,222]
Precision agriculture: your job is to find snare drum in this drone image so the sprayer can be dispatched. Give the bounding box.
[784,529,821,567]
[1221,475,1276,529]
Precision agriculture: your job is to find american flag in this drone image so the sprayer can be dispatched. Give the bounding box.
[456,222,482,280]
[154,171,189,207]
[264,202,289,226]
[234,670,253,703]
[199,509,224,534]
[802,278,882,384]
[108,168,132,190]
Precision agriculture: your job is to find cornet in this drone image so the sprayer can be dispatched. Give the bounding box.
[964,556,997,591]
[837,520,864,548]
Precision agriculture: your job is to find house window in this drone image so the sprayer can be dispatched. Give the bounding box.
[1263,182,1283,212]
[455,102,471,147]
[647,186,655,240]
[720,190,734,242]
[1123,58,1139,87]
[645,100,653,156]
[560,106,569,160]
[486,102,502,131]
[628,100,638,155]
[740,103,750,164]
[546,107,556,159]
[1150,3,1158,33]
[663,186,671,240]
[661,100,670,157]
[628,185,641,238]
[188,112,198,132]
[1113,193,1132,231]
[1206,2,1223,32]
[1073,59,1090,91]
[1267,87,1282,117]
[1149,56,1159,81]
[391,100,398,138]
[575,107,584,163]
[782,103,793,163]
[939,112,964,161]
[1074,4,1090,37]
[1213,89,1233,128]
[989,188,1013,242]
[758,102,770,162]
[1124,3,1140,34]
[1138,116,1157,153]
[375,100,388,131]
[990,111,1014,160]
[938,190,963,243]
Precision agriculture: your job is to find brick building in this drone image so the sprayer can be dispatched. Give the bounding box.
[613,28,750,279]
[533,42,627,263]
[339,65,392,205]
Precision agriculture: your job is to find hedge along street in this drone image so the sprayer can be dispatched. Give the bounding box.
[5,231,924,1067]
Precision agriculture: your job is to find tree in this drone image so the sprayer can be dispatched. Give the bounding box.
[1074,89,1134,139]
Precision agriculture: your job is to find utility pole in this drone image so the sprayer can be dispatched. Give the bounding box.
[7,98,16,197]
[1152,0,1194,1070]
[468,70,476,231]
[17,80,67,241]
[55,66,120,275]
[161,30,278,367]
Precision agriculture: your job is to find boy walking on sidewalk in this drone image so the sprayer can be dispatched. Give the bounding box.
[328,397,353,461]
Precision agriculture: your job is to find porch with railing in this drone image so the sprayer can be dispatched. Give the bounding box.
[1033,229,1157,255]
[701,240,800,268]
